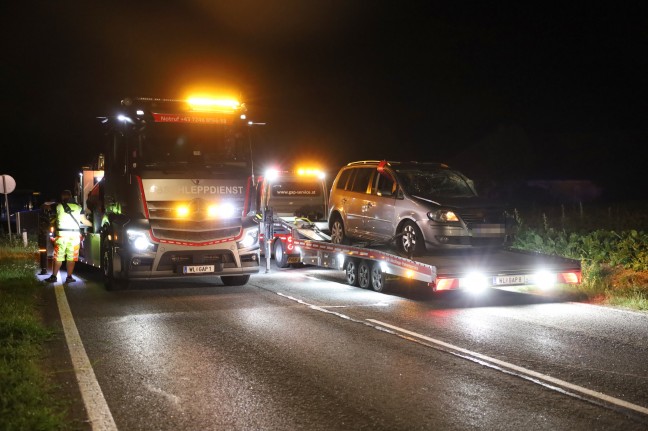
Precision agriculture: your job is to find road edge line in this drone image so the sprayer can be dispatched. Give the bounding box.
[367,318,648,417]
[54,284,118,431]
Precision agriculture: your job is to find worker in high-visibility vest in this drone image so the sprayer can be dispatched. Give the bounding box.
[43,190,91,283]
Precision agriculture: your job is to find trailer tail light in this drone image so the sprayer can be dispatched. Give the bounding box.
[286,236,294,252]
[558,271,581,284]
[434,278,458,291]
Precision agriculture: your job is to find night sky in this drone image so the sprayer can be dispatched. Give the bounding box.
[2,1,647,204]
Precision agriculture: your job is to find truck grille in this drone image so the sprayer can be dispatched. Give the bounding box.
[148,201,242,242]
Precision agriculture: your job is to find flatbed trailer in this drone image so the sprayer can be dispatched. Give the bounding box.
[290,232,581,293]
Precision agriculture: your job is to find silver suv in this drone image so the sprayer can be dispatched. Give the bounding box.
[328,161,516,255]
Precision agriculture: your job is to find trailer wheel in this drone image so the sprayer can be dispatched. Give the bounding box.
[273,239,290,268]
[345,259,359,286]
[398,221,425,257]
[370,262,387,292]
[221,275,251,286]
[358,260,371,289]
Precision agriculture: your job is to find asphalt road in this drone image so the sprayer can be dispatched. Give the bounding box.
[44,262,648,430]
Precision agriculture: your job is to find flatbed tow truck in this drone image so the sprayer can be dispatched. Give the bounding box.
[272,219,582,293]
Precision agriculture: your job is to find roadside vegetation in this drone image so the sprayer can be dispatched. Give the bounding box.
[0,238,71,431]
[513,201,648,310]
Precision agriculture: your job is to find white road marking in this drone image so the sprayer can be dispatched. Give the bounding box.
[55,284,118,431]
[368,318,648,417]
[568,301,648,317]
[275,291,648,417]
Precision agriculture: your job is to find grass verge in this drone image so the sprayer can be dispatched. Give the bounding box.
[0,240,71,430]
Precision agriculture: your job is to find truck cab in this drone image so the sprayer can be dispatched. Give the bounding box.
[78,96,260,288]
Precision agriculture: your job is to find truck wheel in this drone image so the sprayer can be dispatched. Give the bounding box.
[101,241,126,290]
[370,262,387,292]
[221,275,251,286]
[330,215,348,245]
[345,259,359,286]
[398,221,425,257]
[274,240,290,268]
[357,260,371,289]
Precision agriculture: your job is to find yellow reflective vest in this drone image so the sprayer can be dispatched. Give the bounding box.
[56,203,82,236]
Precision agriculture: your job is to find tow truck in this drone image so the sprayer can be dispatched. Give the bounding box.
[257,167,330,267]
[268,171,581,293]
[75,96,260,289]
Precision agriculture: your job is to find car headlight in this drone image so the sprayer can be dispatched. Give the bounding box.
[238,227,259,249]
[427,210,459,223]
[127,230,154,251]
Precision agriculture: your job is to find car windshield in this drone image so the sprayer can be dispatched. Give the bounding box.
[396,168,476,198]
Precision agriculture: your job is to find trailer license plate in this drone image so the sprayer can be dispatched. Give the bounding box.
[493,275,526,285]
[183,265,215,274]
[287,256,301,264]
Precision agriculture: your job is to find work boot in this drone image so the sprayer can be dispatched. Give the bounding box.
[44,275,57,282]
[65,276,76,283]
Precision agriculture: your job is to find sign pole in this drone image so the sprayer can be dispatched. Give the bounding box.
[2,175,10,240]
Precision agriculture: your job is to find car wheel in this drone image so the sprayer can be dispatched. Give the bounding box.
[274,239,290,268]
[346,259,359,286]
[358,260,371,289]
[398,220,425,257]
[370,262,387,292]
[221,275,251,286]
[330,215,348,244]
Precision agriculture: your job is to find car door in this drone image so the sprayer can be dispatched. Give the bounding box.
[364,169,397,240]
[344,167,374,236]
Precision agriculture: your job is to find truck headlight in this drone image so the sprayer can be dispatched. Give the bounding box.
[238,227,259,249]
[207,202,236,219]
[427,210,459,223]
[127,230,154,251]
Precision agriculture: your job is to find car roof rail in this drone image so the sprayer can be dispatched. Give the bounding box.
[346,160,383,166]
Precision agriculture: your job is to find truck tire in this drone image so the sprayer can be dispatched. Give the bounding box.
[370,261,387,292]
[274,239,290,268]
[101,240,127,291]
[357,260,371,289]
[221,275,251,286]
[345,259,359,286]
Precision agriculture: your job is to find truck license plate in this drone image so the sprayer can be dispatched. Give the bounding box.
[493,275,526,285]
[183,265,215,274]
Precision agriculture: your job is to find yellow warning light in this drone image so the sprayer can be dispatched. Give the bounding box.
[296,167,325,179]
[187,97,240,112]
[176,205,190,218]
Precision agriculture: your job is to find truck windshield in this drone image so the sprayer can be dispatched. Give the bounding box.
[134,122,249,168]
[396,168,476,198]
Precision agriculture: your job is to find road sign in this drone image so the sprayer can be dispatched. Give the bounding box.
[1,174,16,239]
[0,174,16,194]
